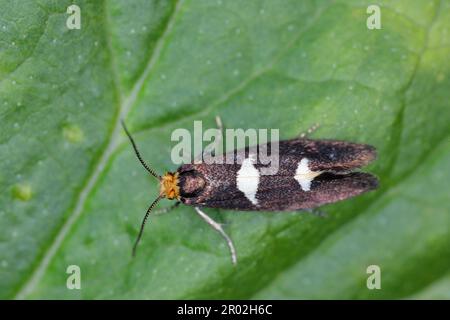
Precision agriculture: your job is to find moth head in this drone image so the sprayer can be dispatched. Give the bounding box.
[160,172,180,200]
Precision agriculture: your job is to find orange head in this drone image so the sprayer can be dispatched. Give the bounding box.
[160,172,180,200]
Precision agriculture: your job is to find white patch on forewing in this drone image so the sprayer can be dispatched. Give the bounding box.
[295,158,321,191]
[237,157,260,205]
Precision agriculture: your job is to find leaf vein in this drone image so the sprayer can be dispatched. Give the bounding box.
[13,0,185,299]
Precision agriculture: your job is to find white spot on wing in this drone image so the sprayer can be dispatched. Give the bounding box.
[237,157,260,205]
[295,158,321,191]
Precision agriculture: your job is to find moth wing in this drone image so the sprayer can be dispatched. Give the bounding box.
[179,139,378,211]
[255,172,378,211]
[180,163,378,212]
[267,139,377,173]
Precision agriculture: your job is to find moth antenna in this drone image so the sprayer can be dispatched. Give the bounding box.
[121,120,161,180]
[132,195,163,257]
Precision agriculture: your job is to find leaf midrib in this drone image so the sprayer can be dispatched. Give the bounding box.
[13,0,184,299]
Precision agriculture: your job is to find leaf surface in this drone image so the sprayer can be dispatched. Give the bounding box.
[1,0,449,299]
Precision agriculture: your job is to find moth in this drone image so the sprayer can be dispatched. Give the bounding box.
[122,120,378,265]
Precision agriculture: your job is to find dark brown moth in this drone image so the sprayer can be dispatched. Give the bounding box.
[122,121,378,265]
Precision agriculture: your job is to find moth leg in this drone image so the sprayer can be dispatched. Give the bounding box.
[196,115,224,162]
[212,115,223,157]
[193,116,223,163]
[194,207,237,265]
[215,115,224,133]
[299,123,320,138]
[305,208,328,218]
[153,201,181,216]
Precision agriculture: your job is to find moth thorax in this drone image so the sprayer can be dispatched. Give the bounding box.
[160,172,180,200]
[178,171,206,198]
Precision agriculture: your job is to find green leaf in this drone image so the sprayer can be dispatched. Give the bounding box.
[1,0,449,299]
